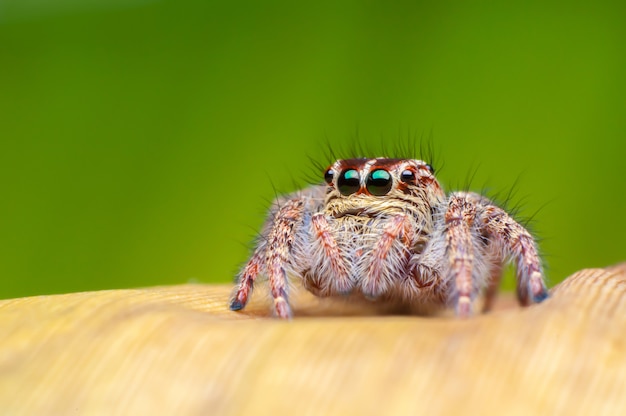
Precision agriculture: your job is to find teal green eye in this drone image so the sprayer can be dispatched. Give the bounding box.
[366,169,392,196]
[338,169,360,195]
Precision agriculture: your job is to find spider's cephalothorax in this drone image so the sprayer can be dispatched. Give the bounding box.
[230,158,549,318]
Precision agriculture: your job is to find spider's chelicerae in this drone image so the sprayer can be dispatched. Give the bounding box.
[230,158,549,318]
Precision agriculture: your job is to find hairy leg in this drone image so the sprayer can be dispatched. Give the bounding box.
[476,202,548,305]
[404,237,444,302]
[230,198,307,318]
[264,199,306,318]
[230,243,266,311]
[360,214,413,299]
[481,260,503,313]
[454,191,548,305]
[307,213,352,295]
[443,194,478,317]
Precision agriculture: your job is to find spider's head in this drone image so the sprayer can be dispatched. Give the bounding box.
[322,158,444,218]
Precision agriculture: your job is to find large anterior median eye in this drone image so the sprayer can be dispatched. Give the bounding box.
[366,169,392,196]
[338,169,360,195]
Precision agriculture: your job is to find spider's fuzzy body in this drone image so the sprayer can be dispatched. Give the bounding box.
[230,158,548,318]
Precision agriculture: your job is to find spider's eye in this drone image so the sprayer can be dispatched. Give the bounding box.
[324,168,334,184]
[366,169,392,196]
[338,169,360,195]
[400,169,416,183]
[425,164,434,174]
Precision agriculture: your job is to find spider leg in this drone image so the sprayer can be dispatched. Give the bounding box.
[308,213,352,295]
[481,258,503,313]
[444,192,548,316]
[476,201,549,305]
[263,198,307,319]
[230,243,266,311]
[443,194,478,317]
[360,214,413,299]
[231,196,309,318]
[406,240,445,301]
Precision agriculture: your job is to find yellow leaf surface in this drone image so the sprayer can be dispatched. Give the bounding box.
[1,265,625,415]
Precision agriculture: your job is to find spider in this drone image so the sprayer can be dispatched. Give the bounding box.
[230,158,549,318]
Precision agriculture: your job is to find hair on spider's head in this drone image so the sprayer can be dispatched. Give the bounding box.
[303,130,442,186]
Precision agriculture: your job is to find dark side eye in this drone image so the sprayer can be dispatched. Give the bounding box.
[425,163,434,174]
[338,169,360,195]
[366,169,392,196]
[400,169,416,183]
[324,168,334,184]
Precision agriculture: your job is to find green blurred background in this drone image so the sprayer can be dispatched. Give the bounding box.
[0,0,624,299]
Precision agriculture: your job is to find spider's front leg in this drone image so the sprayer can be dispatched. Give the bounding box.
[360,214,415,299]
[443,192,549,317]
[476,198,549,306]
[229,241,266,312]
[230,198,308,319]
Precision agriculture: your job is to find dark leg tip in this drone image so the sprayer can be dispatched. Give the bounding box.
[533,290,549,303]
[229,299,245,311]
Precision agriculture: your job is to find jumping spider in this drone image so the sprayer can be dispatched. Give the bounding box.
[230,158,548,318]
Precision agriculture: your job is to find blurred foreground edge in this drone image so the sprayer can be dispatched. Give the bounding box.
[1,264,625,415]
